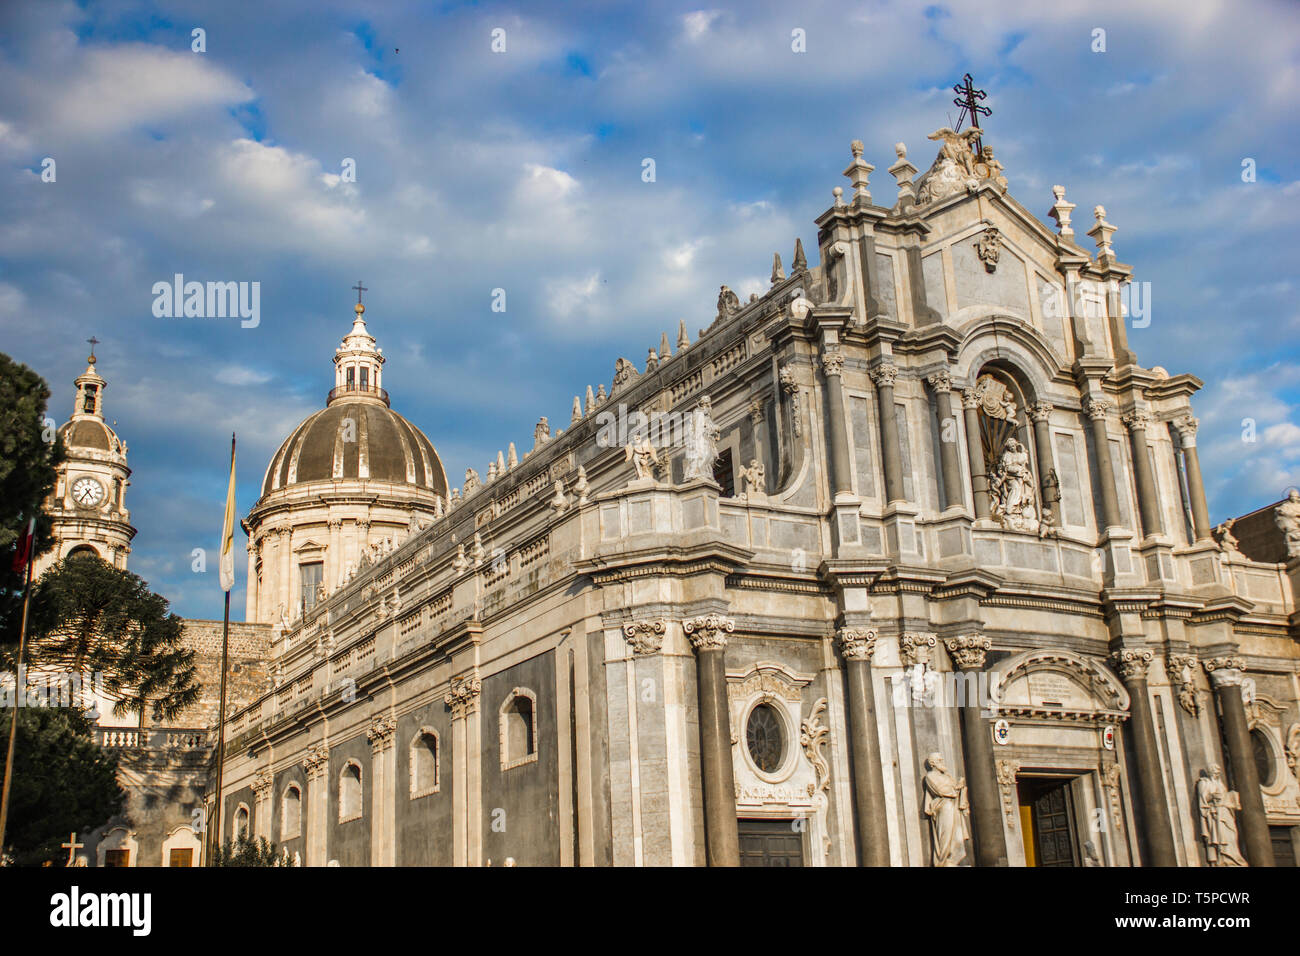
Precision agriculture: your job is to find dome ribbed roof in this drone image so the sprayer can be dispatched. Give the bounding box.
[261,401,447,498]
[59,418,121,453]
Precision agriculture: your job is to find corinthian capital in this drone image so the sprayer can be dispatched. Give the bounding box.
[837,626,879,662]
[900,632,937,668]
[683,613,735,651]
[1121,410,1152,432]
[821,349,845,377]
[252,769,273,796]
[1202,656,1246,688]
[869,362,898,389]
[1084,399,1112,421]
[445,675,482,719]
[1110,649,1153,682]
[1028,401,1054,423]
[302,743,330,778]
[960,387,979,411]
[944,635,992,671]
[926,370,952,394]
[367,714,397,753]
[1174,414,1198,446]
[622,619,667,656]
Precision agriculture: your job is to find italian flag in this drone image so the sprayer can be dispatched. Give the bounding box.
[11,517,35,574]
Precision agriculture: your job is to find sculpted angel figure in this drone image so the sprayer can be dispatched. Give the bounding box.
[927,127,982,176]
[625,434,660,481]
[739,458,766,496]
[923,753,969,867]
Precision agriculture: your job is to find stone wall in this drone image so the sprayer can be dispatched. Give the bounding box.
[175,619,273,727]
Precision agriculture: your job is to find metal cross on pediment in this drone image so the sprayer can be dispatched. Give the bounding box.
[952,73,990,153]
[86,336,99,362]
[352,280,367,305]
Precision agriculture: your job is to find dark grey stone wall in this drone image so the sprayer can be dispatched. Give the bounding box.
[480,650,560,866]
[222,784,255,844]
[272,763,307,862]
[395,700,454,866]
[327,734,372,866]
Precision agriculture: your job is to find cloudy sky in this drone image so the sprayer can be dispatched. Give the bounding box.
[1,0,1297,620]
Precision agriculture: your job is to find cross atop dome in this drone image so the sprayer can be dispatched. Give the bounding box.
[352,280,368,315]
[331,284,387,406]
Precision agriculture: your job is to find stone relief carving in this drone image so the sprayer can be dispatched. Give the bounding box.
[444,675,482,720]
[684,613,734,650]
[1286,725,1300,790]
[622,619,666,656]
[799,697,832,863]
[1197,765,1246,867]
[779,365,802,438]
[989,437,1039,533]
[612,357,640,393]
[923,752,970,867]
[624,433,661,482]
[975,225,1001,273]
[900,632,939,706]
[1100,762,1126,842]
[837,626,878,662]
[1276,489,1300,559]
[995,759,1020,823]
[739,458,766,497]
[1165,654,1201,716]
[715,285,741,323]
[971,375,1018,421]
[916,127,981,205]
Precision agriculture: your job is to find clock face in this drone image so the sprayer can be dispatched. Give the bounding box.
[72,476,104,507]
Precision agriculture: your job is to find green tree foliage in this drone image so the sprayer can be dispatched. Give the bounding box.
[27,555,199,721]
[212,834,293,867]
[0,705,124,866]
[0,352,63,650]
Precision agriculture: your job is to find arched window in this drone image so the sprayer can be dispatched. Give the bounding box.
[339,761,363,822]
[410,729,440,798]
[281,784,302,839]
[233,804,250,841]
[65,544,99,561]
[499,688,538,770]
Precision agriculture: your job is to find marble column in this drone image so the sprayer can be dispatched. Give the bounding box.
[870,362,906,505]
[302,745,329,866]
[367,714,397,866]
[1174,415,1213,542]
[961,388,991,519]
[1204,657,1275,866]
[278,526,293,620]
[927,371,965,511]
[1085,399,1124,531]
[684,614,740,867]
[445,676,481,867]
[943,636,1007,866]
[327,518,342,590]
[821,348,853,497]
[1028,402,1059,525]
[1122,410,1164,538]
[1110,650,1178,865]
[245,539,259,621]
[251,770,273,841]
[838,627,890,866]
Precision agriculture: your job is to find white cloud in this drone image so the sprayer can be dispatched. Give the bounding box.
[682,11,723,42]
[544,271,602,321]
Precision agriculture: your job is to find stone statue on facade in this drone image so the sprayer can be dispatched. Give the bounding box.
[1197,765,1246,866]
[916,127,982,205]
[715,285,740,324]
[739,458,766,497]
[624,434,660,482]
[922,752,969,867]
[1215,517,1242,559]
[683,396,720,482]
[989,438,1038,532]
[1275,489,1300,559]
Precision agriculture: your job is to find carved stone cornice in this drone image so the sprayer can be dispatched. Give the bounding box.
[622,619,667,656]
[837,626,879,662]
[944,635,991,671]
[1110,649,1153,682]
[925,370,952,394]
[302,743,330,778]
[900,632,937,668]
[868,362,898,389]
[1121,410,1151,432]
[1203,656,1246,688]
[1084,399,1112,422]
[367,714,397,753]
[1028,401,1054,424]
[445,675,482,719]
[683,613,735,651]
[821,349,845,378]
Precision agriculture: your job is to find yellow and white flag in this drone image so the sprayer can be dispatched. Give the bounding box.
[219,434,237,593]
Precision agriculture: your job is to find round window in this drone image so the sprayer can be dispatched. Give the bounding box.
[1251,729,1275,787]
[746,703,785,774]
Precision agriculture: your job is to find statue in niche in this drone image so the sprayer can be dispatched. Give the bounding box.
[1197,765,1246,867]
[1040,468,1061,528]
[989,438,1039,532]
[683,396,720,482]
[739,459,766,496]
[1274,489,1300,558]
[922,752,969,867]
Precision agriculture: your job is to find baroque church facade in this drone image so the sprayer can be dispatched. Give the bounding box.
[45,127,1300,866]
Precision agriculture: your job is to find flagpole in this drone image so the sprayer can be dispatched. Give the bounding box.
[0,520,37,860]
[208,432,235,866]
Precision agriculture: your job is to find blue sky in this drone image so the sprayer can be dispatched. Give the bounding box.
[1,0,1297,620]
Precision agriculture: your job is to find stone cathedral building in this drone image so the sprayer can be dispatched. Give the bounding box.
[207,128,1300,868]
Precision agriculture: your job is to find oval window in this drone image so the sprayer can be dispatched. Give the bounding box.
[746,703,785,774]
[1252,729,1274,787]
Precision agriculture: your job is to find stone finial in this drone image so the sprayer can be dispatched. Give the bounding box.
[771,253,785,285]
[832,186,844,207]
[534,417,551,449]
[1088,204,1117,262]
[572,396,583,423]
[677,319,690,351]
[792,237,807,272]
[471,532,486,566]
[888,142,919,205]
[1048,185,1076,238]
[496,449,506,473]
[645,348,658,372]
[596,383,607,404]
[508,442,518,468]
[464,468,480,496]
[549,479,568,514]
[487,460,498,482]
[452,542,468,573]
[659,331,671,360]
[573,465,589,505]
[844,141,874,204]
[585,385,596,415]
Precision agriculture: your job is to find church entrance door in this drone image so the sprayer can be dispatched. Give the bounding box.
[738,819,804,867]
[1017,776,1080,867]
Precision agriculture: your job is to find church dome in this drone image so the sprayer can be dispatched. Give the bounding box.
[59,417,122,454]
[262,400,447,497]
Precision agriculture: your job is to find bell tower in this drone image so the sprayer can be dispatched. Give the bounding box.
[36,340,137,577]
